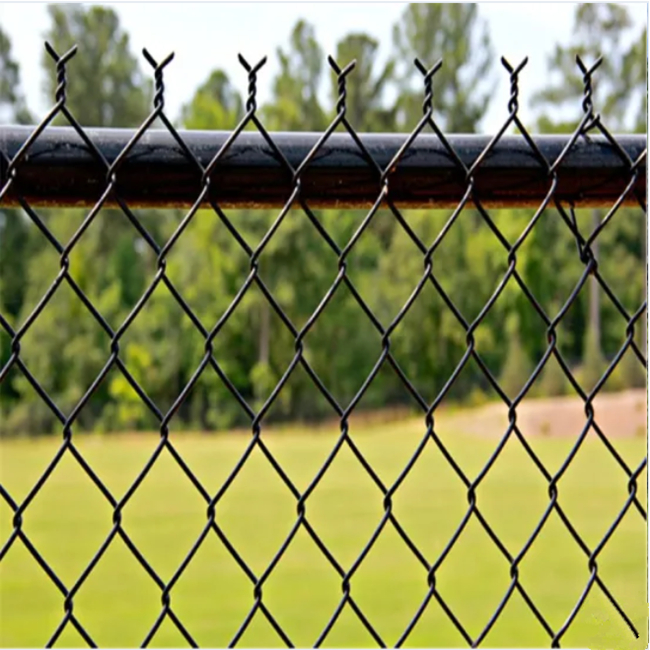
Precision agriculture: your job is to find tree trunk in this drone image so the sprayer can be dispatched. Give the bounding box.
[259,299,270,367]
[643,214,647,356]
[589,208,601,352]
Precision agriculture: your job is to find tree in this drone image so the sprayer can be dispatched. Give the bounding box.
[262,20,328,131]
[0,26,32,124]
[0,28,35,424]
[391,3,495,132]
[42,4,150,127]
[531,4,646,133]
[2,6,160,435]
[175,69,257,429]
[531,3,647,392]
[614,26,647,133]
[330,33,396,132]
[180,70,243,130]
[0,27,33,327]
[40,4,154,291]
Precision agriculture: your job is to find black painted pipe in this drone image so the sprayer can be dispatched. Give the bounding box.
[0,126,646,209]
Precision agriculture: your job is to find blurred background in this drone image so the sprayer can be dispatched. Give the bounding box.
[0,3,647,648]
[0,2,647,434]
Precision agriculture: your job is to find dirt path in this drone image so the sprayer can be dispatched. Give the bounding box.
[437,389,647,438]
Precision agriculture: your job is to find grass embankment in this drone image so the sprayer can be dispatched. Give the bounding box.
[0,410,646,648]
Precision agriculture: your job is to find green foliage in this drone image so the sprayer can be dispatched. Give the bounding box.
[0,5,645,436]
[391,3,495,131]
[0,26,32,124]
[0,212,33,321]
[42,4,150,127]
[623,351,647,389]
[0,29,34,412]
[530,2,646,399]
[531,3,646,133]
[262,20,328,131]
[607,345,647,392]
[180,70,243,130]
[331,33,396,131]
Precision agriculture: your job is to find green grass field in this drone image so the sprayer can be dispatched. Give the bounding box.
[0,415,646,648]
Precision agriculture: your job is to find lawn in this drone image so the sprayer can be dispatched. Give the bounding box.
[0,413,646,648]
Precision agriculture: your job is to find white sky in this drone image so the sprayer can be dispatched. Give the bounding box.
[0,1,647,132]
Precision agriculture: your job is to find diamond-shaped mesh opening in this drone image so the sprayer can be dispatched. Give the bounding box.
[64,207,159,321]
[117,448,209,581]
[429,208,514,326]
[170,530,255,647]
[262,527,343,647]
[71,537,163,648]
[341,205,421,323]
[315,208,370,252]
[349,523,431,644]
[15,452,113,585]
[299,440,385,570]
[556,435,642,546]
[115,279,207,420]
[162,208,252,327]
[302,280,384,409]
[474,436,554,550]
[514,511,593,630]
[253,208,342,325]
[256,363,337,433]
[216,445,299,576]
[389,437,468,552]
[433,515,514,636]
[0,43,646,649]
[15,282,109,425]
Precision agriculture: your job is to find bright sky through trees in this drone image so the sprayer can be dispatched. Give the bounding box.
[1,1,647,132]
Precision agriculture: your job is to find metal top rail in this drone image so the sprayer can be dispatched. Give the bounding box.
[0,126,646,210]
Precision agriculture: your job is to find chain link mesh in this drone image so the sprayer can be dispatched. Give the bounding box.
[0,45,647,648]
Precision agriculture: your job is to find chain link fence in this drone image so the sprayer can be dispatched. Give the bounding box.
[0,45,647,648]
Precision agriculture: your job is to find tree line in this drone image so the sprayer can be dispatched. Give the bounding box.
[0,4,646,435]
